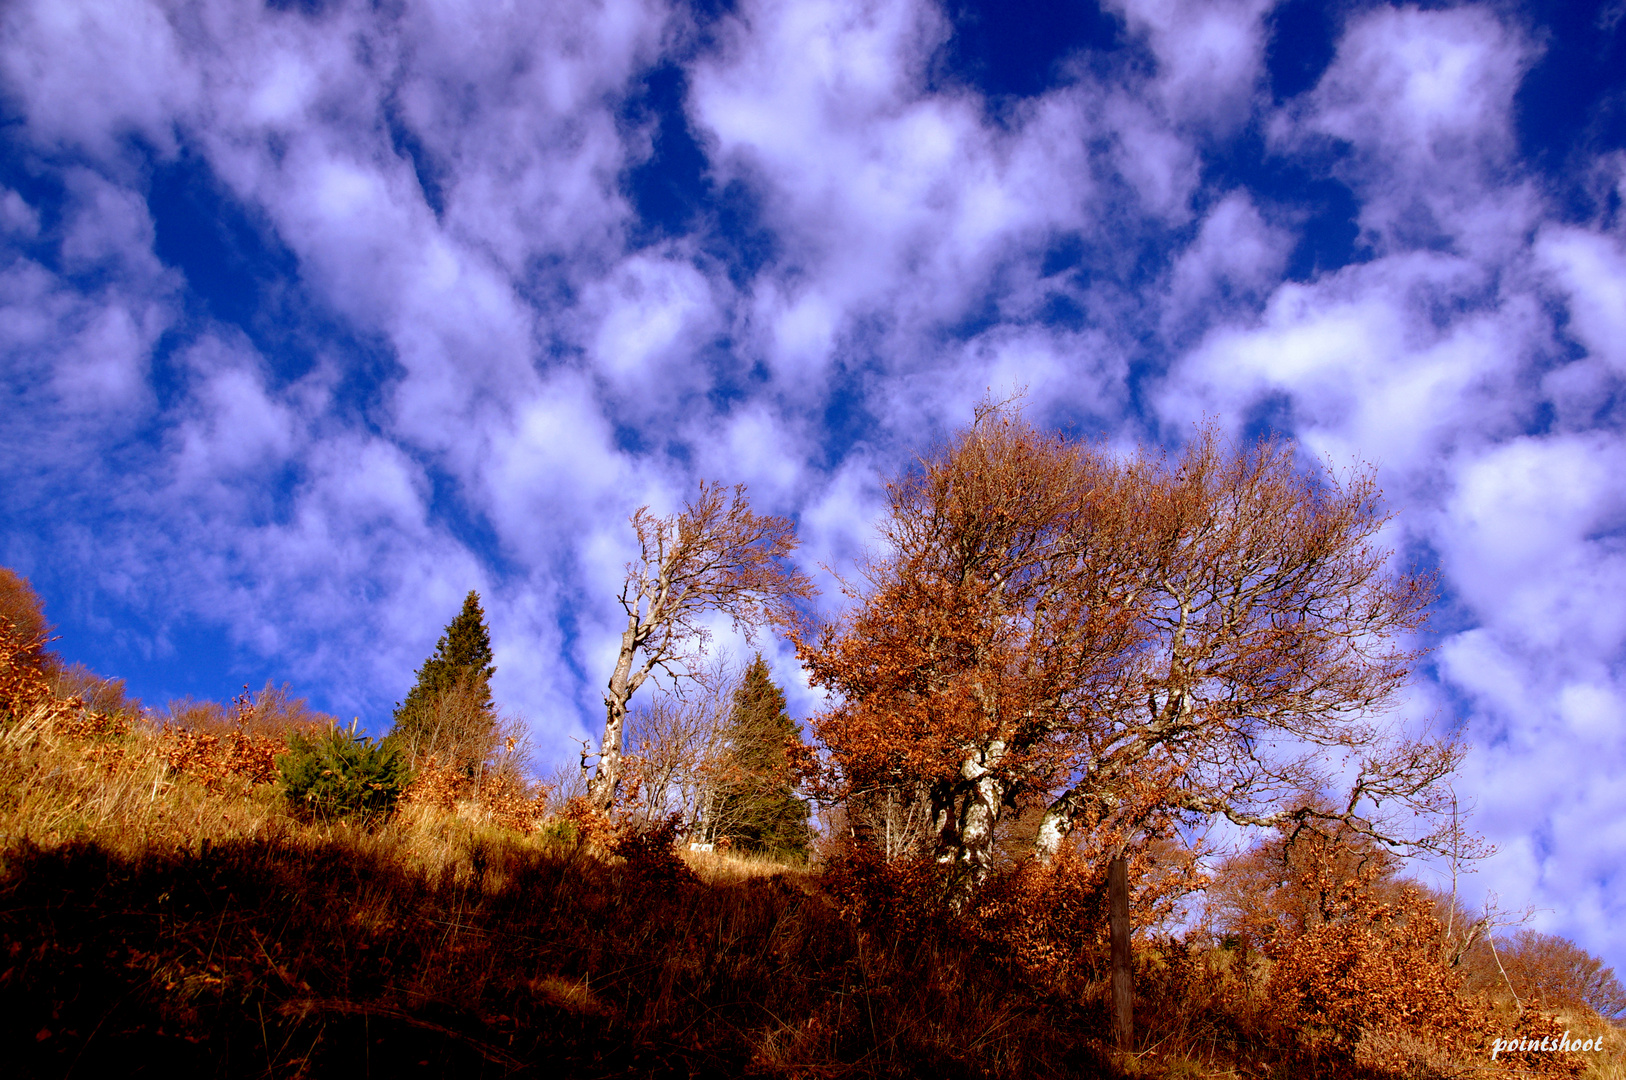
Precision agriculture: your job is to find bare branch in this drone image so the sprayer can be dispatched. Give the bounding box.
[587,482,815,813]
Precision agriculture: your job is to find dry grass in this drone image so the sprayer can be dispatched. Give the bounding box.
[4,683,1622,1080]
[1,697,1115,1079]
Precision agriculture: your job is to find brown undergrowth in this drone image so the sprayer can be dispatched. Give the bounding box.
[4,619,1622,1079]
[0,643,1108,1078]
[0,813,1108,1079]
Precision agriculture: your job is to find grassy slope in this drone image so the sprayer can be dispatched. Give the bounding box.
[3,698,1624,1080]
[0,704,1113,1079]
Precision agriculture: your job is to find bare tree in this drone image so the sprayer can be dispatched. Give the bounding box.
[587,482,815,814]
[845,783,936,862]
[1030,422,1457,864]
[620,659,738,832]
[1468,929,1626,1022]
[390,670,501,774]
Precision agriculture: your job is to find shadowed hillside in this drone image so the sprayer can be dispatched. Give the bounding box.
[2,567,1623,1080]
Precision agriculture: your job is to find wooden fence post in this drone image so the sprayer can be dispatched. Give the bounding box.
[1109,854,1132,1052]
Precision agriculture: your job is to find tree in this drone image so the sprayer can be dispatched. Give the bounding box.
[706,654,812,859]
[620,659,737,830]
[1027,420,1455,864]
[588,482,815,814]
[279,723,411,823]
[1472,930,1626,1022]
[800,402,1460,903]
[389,591,498,770]
[801,402,1156,895]
[0,567,51,673]
[1205,823,1404,948]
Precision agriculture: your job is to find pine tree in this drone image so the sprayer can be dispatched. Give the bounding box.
[710,655,811,860]
[388,591,497,769]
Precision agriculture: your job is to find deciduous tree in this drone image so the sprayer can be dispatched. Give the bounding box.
[588,482,814,814]
[800,402,1461,904]
[1030,423,1455,867]
[0,567,51,673]
[800,403,1147,895]
[619,658,737,830]
[1474,930,1626,1023]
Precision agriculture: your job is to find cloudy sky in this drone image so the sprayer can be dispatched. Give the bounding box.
[2,0,1623,965]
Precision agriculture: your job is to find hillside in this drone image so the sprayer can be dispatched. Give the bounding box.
[1,596,1623,1078]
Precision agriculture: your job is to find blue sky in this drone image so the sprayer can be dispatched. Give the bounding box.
[2,0,1623,968]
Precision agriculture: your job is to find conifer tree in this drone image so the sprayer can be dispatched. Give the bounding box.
[709,655,811,860]
[389,591,497,769]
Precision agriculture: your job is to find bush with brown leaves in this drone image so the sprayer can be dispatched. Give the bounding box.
[1257,832,1585,1076]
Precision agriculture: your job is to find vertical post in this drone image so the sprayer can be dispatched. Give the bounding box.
[1109,855,1133,1052]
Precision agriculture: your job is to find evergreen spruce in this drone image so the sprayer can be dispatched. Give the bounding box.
[278,724,410,823]
[712,655,811,860]
[388,591,497,767]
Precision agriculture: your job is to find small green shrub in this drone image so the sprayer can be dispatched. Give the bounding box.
[534,818,579,848]
[277,724,409,822]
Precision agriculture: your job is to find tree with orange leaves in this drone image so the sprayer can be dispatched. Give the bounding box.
[801,402,1149,892]
[800,401,1462,900]
[0,567,51,673]
[587,482,815,814]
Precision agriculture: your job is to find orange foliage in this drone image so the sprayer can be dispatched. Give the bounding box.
[0,618,79,728]
[157,726,285,794]
[0,567,50,665]
[560,795,621,849]
[155,685,315,794]
[1485,929,1626,1022]
[1244,830,1584,1076]
[401,755,461,812]
[401,753,549,833]
[476,770,548,834]
[800,402,1149,890]
[801,401,1454,915]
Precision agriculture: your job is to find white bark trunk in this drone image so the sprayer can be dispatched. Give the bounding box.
[587,620,643,813]
[935,740,1008,905]
[1033,805,1072,862]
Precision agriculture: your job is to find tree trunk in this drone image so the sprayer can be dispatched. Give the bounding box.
[1109,855,1133,1052]
[587,623,641,813]
[933,744,1007,908]
[1033,783,1085,862]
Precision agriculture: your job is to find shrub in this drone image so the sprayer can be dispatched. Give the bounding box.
[1,619,78,728]
[277,724,409,822]
[1478,929,1626,1023]
[50,663,141,720]
[611,815,697,889]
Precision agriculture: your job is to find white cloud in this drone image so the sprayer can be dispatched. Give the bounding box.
[0,190,40,238]
[588,254,717,400]
[0,177,176,432]
[0,0,199,159]
[1439,435,1626,659]
[1108,0,1272,130]
[1152,0,1626,974]
[1538,225,1626,377]
[1278,5,1539,259]
[1163,192,1291,336]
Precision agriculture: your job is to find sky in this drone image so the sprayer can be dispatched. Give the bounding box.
[2,0,1623,968]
